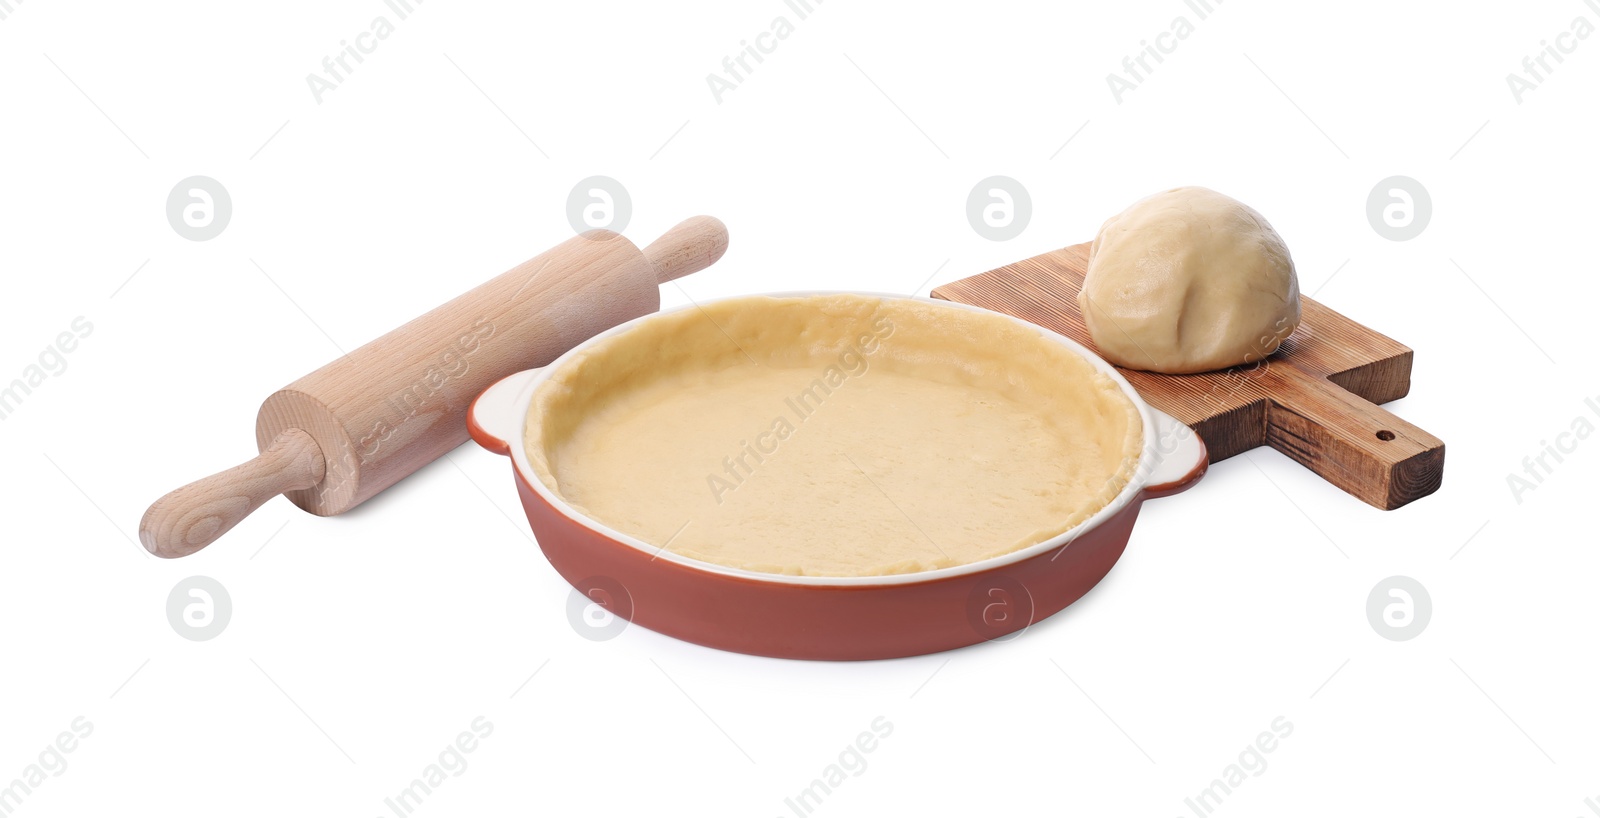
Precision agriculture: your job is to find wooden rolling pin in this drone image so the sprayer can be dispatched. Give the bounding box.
[140,216,729,558]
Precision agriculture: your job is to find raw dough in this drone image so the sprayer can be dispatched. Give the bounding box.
[1078,187,1301,374]
[524,295,1144,577]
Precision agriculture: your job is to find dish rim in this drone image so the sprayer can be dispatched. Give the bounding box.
[499,290,1176,587]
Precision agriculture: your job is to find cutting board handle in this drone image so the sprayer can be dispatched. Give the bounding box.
[1258,365,1444,509]
[644,216,728,283]
[139,429,326,558]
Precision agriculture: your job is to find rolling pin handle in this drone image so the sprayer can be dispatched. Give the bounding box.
[643,216,729,284]
[139,429,326,558]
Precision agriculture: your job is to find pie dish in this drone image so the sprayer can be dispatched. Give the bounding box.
[522,294,1143,576]
[469,292,1207,659]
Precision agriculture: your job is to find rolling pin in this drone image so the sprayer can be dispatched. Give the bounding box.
[140,216,729,558]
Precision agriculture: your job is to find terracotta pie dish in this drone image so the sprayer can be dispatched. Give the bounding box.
[469,293,1207,660]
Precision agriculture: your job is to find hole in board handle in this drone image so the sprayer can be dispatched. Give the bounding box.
[1376,430,1397,441]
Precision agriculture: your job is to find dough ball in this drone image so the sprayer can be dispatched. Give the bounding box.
[1077,187,1301,374]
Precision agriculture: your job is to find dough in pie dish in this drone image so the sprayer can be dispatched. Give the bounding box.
[1078,186,1301,374]
[523,294,1144,577]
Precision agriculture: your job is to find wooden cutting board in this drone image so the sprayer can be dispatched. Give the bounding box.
[932,243,1444,510]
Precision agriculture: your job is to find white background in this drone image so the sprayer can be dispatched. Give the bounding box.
[2,0,1597,815]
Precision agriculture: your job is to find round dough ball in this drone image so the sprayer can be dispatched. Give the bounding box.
[1078,187,1301,374]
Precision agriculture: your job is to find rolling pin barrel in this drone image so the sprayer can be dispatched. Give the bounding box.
[140,216,728,558]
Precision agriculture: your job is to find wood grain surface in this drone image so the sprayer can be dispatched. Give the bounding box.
[932,242,1444,509]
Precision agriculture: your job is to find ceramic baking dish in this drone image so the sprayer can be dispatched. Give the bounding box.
[468,293,1207,660]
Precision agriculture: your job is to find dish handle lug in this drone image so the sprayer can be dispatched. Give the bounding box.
[468,368,543,456]
[1141,408,1209,499]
